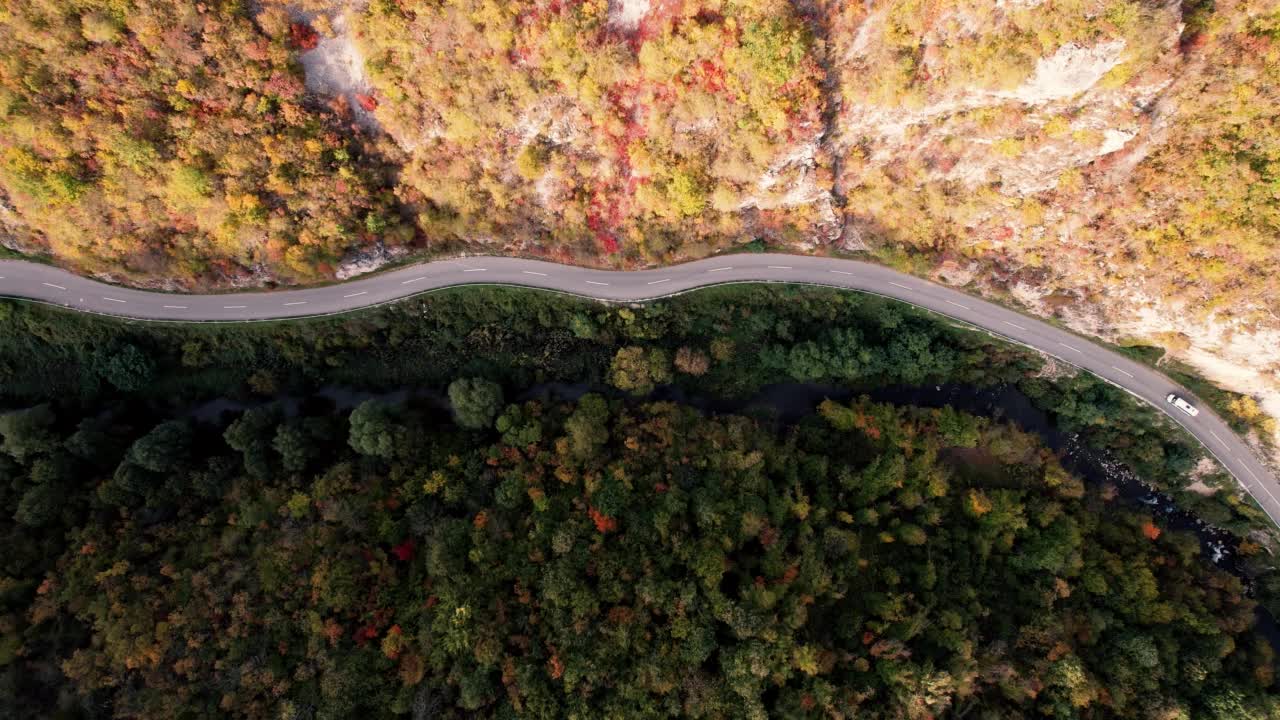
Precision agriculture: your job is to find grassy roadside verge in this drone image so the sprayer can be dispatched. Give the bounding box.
[0,245,51,263]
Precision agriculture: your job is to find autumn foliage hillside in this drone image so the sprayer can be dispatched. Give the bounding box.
[358,0,833,261]
[0,0,408,283]
[1,0,1276,302]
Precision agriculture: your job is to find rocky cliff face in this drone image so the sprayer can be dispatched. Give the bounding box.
[812,0,1280,455]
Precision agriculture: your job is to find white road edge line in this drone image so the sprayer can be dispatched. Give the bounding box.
[42,283,66,290]
[401,277,427,285]
[1004,321,1027,330]
[522,271,548,276]
[284,301,308,306]
[1058,342,1082,353]
[102,297,127,303]
[647,278,671,285]
[585,280,609,286]
[946,300,970,310]
[1111,365,1135,378]
[343,291,367,298]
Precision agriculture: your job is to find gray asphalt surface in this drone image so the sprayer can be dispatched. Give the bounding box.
[2,253,1277,528]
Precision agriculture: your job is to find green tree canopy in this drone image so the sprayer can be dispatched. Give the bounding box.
[609,346,672,394]
[93,344,156,392]
[0,404,58,461]
[223,405,283,478]
[14,481,60,527]
[125,420,192,474]
[448,378,504,430]
[347,400,405,459]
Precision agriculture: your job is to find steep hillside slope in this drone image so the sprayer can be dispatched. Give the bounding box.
[0,0,408,283]
[820,0,1280,449]
[356,0,836,261]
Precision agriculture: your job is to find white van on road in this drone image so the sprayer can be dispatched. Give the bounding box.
[1167,393,1200,417]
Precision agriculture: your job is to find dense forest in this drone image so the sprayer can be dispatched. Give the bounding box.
[2,286,1279,717]
[1,0,1278,714]
[0,284,1270,536]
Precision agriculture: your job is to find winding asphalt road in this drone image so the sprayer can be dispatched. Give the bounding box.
[2,253,1277,528]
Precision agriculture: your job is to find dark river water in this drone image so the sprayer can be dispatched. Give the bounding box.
[189,379,1280,648]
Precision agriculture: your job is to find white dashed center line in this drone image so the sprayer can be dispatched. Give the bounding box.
[946,300,970,310]
[1004,321,1027,330]
[647,278,671,285]
[1058,342,1082,353]
[829,270,852,275]
[768,265,792,269]
[344,291,367,298]
[1244,466,1261,482]
[401,277,427,285]
[888,282,911,290]
[585,280,609,286]
[1110,365,1134,378]
[522,271,547,276]
[1256,482,1280,506]
[463,268,487,272]
[223,305,246,310]
[102,297,127,303]
[708,267,733,273]
[163,305,187,310]
[1209,430,1225,445]
[284,301,307,306]
[42,283,66,290]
